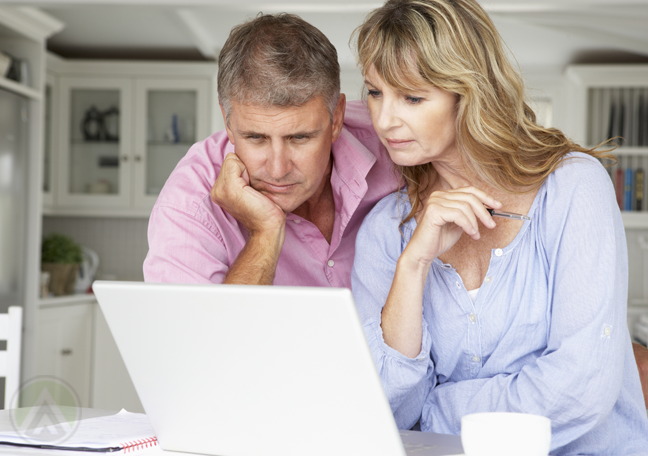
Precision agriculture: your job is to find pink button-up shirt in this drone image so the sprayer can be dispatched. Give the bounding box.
[143,101,399,287]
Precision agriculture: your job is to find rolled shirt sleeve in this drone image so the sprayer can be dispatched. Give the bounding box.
[144,202,233,284]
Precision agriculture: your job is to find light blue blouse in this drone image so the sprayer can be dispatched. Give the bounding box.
[351,153,648,455]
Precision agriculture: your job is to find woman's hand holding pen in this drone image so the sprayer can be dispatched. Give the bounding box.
[381,186,501,358]
[400,186,503,270]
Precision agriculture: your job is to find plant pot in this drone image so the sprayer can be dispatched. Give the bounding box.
[41,263,80,296]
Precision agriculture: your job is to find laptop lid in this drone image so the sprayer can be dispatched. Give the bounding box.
[93,281,408,456]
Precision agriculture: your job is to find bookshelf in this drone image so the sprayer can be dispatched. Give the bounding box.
[566,65,648,229]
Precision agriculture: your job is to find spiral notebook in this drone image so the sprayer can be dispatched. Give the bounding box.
[0,408,158,453]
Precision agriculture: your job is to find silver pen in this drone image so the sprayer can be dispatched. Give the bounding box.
[486,208,531,221]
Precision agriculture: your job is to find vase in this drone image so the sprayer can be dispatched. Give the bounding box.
[41,263,80,296]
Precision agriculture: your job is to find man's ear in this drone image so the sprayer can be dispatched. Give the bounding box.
[220,104,235,145]
[331,94,346,143]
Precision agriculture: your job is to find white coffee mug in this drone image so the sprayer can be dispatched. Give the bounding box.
[461,412,551,456]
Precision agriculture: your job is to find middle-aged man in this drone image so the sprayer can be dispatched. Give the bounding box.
[143,13,648,409]
[143,13,398,287]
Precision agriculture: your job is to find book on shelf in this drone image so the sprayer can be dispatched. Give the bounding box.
[618,98,626,146]
[600,89,611,146]
[642,89,648,147]
[610,163,646,212]
[639,92,644,147]
[632,89,641,147]
[597,87,648,147]
[615,168,624,209]
[624,168,633,211]
[637,168,644,211]
[589,88,600,146]
[623,88,632,147]
[606,90,618,143]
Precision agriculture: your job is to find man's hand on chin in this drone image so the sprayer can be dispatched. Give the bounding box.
[211,153,287,285]
[211,153,286,237]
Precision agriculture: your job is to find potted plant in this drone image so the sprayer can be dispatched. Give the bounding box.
[41,233,83,296]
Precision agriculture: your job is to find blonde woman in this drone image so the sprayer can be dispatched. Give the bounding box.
[350,0,648,454]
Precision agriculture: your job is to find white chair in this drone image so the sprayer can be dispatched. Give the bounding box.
[0,306,22,409]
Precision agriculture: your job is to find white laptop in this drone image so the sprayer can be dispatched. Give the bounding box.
[92,281,463,456]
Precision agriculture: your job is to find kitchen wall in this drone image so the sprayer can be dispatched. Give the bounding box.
[42,217,149,282]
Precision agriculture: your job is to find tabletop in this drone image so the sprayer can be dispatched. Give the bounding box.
[0,407,464,456]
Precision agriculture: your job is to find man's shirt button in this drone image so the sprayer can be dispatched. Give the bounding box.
[472,355,481,363]
[327,260,335,267]
[494,248,503,257]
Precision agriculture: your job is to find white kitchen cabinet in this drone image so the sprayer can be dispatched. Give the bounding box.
[133,78,209,210]
[35,300,94,407]
[35,296,143,412]
[44,58,218,217]
[57,76,134,209]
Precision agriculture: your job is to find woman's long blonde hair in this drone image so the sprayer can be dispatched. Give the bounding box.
[353,0,615,223]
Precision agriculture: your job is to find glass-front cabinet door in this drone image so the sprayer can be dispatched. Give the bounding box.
[133,78,210,209]
[57,77,132,208]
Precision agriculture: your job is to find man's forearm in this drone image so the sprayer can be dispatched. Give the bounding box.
[223,229,285,285]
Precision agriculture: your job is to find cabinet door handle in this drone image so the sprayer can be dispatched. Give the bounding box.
[135,155,142,162]
[61,349,73,356]
[121,156,128,162]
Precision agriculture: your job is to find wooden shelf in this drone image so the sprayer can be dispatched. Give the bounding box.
[0,76,40,99]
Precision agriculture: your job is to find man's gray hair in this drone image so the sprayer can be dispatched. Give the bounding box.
[218,13,341,122]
